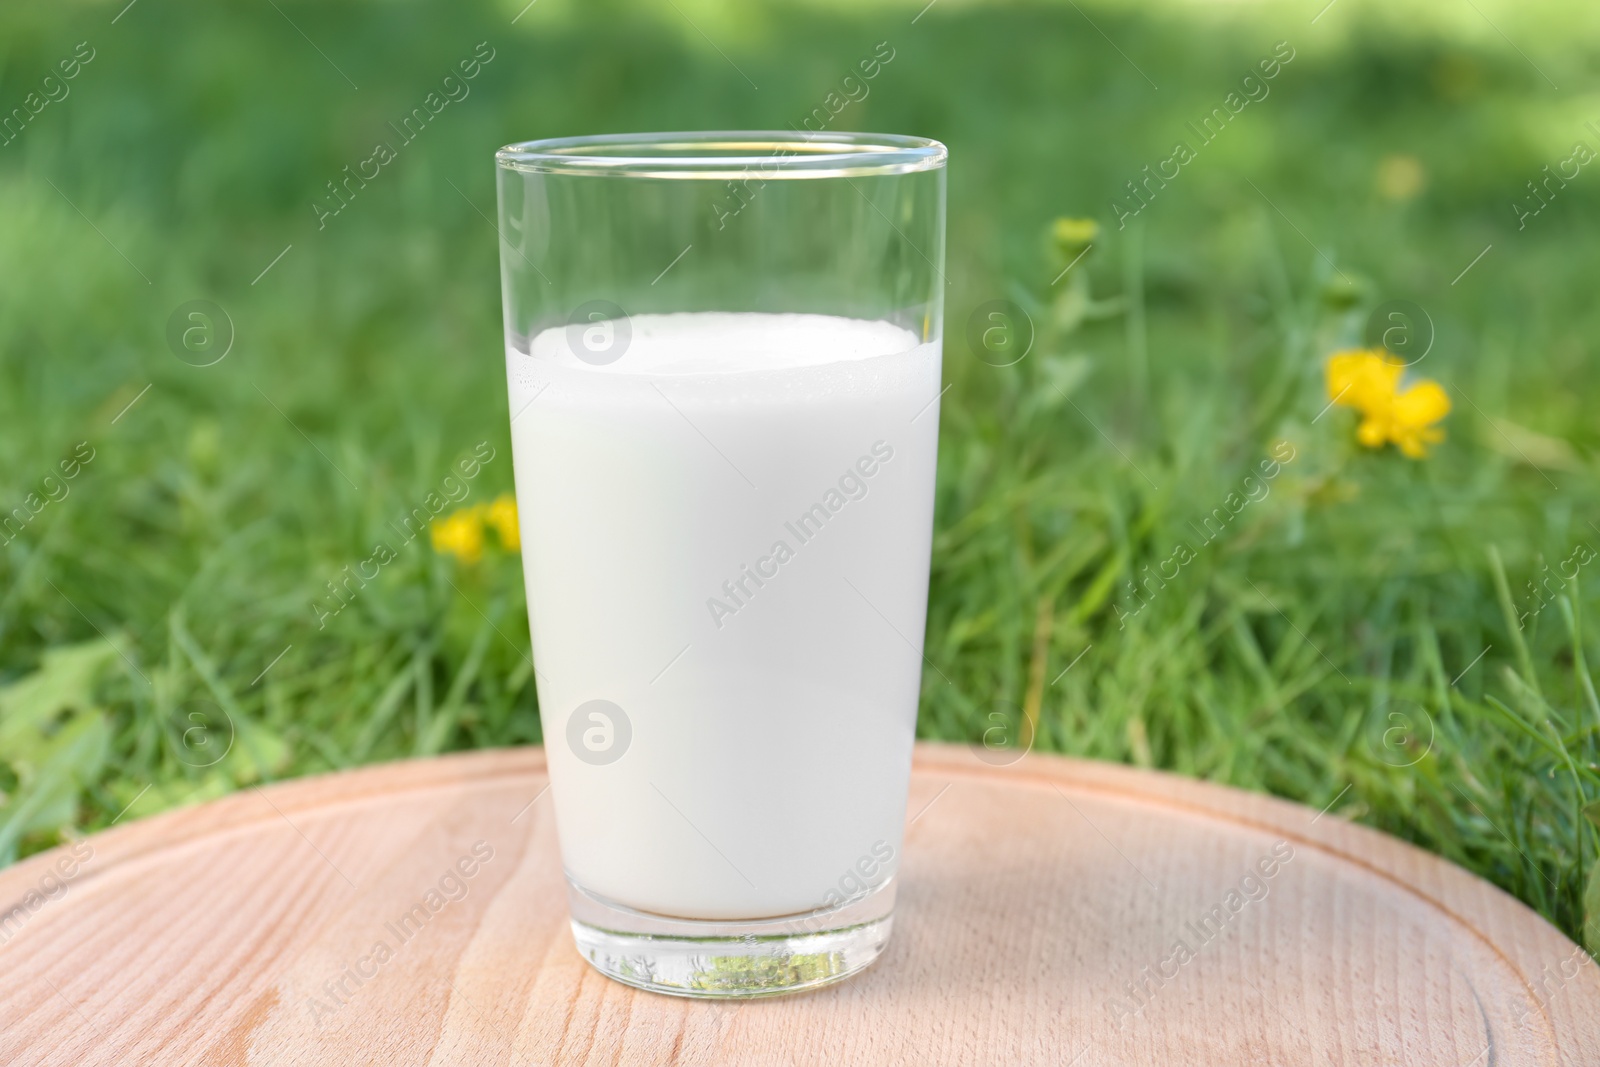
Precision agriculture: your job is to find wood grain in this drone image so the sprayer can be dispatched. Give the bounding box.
[1,743,1595,1066]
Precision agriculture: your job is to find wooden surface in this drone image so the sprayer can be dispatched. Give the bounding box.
[1,744,1597,1066]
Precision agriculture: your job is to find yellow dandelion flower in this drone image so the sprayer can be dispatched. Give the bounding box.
[1052,217,1099,250]
[485,493,520,551]
[1325,348,1449,458]
[1327,349,1404,412]
[430,508,485,564]
[1385,380,1451,458]
[1356,411,1389,450]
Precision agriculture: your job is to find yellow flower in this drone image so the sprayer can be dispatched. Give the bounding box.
[1385,380,1451,458]
[1325,348,1449,458]
[1375,154,1426,202]
[485,493,520,551]
[1050,217,1099,266]
[1052,217,1099,248]
[1327,349,1404,412]
[430,508,485,564]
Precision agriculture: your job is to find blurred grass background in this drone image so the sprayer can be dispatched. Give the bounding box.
[1,0,1597,950]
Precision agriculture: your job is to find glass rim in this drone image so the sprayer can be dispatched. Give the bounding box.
[495,130,947,179]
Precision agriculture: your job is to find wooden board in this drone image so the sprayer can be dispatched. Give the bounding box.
[1,743,1596,1066]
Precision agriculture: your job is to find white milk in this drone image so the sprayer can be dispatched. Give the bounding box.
[507,312,941,919]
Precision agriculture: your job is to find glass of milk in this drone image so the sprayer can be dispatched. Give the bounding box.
[495,132,946,997]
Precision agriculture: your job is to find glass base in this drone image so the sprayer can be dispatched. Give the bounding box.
[566,876,896,998]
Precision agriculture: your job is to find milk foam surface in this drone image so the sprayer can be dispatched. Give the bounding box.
[509,312,941,919]
[530,311,919,375]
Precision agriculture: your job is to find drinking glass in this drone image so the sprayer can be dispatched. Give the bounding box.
[495,131,946,997]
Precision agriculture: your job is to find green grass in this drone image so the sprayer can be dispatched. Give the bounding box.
[1,0,1597,951]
